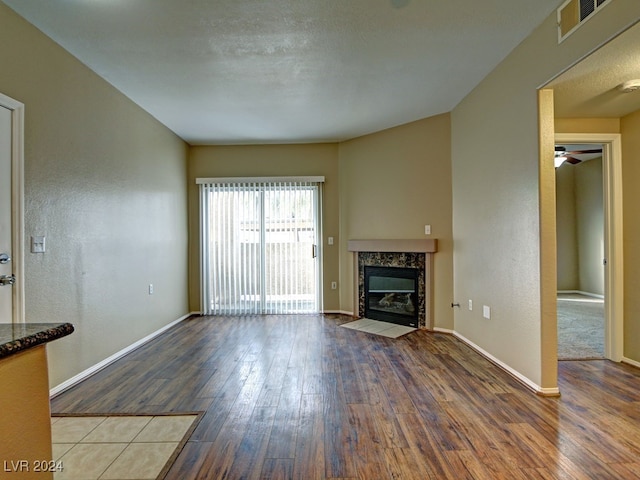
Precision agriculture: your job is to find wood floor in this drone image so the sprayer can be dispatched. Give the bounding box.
[51,314,640,479]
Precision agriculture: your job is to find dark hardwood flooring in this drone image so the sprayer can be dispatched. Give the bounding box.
[51,314,640,479]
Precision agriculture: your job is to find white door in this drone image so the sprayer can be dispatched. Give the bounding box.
[0,105,13,322]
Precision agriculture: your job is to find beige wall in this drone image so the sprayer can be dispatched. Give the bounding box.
[555,118,620,134]
[556,159,604,295]
[556,165,579,290]
[338,114,453,329]
[452,1,640,390]
[575,158,604,295]
[621,108,640,360]
[188,144,340,311]
[4,0,640,395]
[0,4,189,387]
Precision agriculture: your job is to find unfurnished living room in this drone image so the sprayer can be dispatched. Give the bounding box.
[1,0,640,479]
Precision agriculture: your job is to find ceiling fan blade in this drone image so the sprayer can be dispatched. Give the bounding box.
[566,149,602,155]
[565,156,582,164]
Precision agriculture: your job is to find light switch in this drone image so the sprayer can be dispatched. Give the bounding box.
[483,305,491,319]
[424,225,431,235]
[328,236,334,245]
[31,236,46,253]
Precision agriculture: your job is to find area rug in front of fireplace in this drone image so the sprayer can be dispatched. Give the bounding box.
[340,318,416,338]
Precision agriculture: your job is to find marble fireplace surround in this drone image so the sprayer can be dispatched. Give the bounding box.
[347,239,438,330]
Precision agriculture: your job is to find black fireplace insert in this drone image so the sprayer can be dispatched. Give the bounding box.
[364,265,419,327]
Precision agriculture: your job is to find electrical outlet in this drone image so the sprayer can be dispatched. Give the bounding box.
[149,284,154,295]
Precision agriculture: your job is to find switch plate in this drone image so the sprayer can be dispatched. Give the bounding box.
[328,236,334,245]
[483,305,491,319]
[468,299,473,311]
[424,225,431,235]
[31,236,46,253]
[331,281,337,290]
[149,284,154,295]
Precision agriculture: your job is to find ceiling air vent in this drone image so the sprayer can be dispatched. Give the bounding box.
[558,0,610,43]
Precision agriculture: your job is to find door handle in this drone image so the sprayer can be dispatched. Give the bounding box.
[0,274,15,286]
[0,253,10,264]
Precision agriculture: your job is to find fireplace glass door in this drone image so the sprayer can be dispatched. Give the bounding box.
[364,266,419,327]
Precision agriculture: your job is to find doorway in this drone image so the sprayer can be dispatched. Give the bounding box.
[0,93,24,324]
[555,143,605,359]
[199,178,323,315]
[555,134,624,362]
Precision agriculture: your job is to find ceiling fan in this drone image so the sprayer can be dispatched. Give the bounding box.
[554,146,602,167]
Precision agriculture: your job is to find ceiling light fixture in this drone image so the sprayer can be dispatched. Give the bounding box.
[617,79,640,93]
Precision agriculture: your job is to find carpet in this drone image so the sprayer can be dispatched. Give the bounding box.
[557,293,605,360]
[340,318,416,338]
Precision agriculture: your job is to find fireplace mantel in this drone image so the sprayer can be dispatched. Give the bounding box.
[348,239,437,329]
[347,239,437,253]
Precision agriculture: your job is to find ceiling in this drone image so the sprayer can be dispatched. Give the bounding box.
[549,20,640,118]
[2,0,562,145]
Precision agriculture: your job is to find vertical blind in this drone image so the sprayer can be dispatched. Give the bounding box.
[199,177,323,315]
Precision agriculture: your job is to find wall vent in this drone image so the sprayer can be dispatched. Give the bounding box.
[558,0,610,43]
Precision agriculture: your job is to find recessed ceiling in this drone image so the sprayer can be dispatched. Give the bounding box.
[2,0,560,145]
[549,20,640,118]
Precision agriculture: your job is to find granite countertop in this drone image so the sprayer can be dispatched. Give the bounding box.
[0,323,74,359]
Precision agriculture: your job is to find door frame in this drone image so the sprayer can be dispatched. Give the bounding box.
[0,92,25,324]
[555,132,623,362]
[198,176,325,314]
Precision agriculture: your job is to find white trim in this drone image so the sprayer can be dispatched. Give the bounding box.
[556,133,623,362]
[49,313,194,398]
[557,290,604,299]
[323,310,354,316]
[0,93,25,324]
[453,331,559,396]
[196,176,325,185]
[316,183,324,313]
[622,357,640,369]
[433,327,454,334]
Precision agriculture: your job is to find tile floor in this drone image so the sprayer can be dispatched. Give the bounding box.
[50,414,198,480]
[340,318,416,338]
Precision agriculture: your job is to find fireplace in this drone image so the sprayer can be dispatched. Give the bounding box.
[364,266,419,327]
[347,239,438,330]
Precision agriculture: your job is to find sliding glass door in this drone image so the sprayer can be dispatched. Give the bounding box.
[199,179,322,315]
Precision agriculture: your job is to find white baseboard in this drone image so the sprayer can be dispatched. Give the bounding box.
[557,290,604,299]
[622,357,640,369]
[323,310,354,316]
[452,331,560,396]
[50,312,195,398]
[432,327,454,334]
